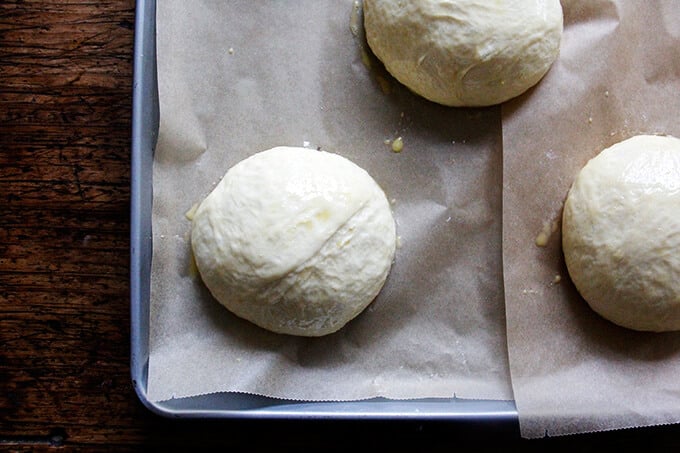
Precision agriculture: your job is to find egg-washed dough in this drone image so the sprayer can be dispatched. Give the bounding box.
[191,146,397,337]
[562,135,680,332]
[363,0,563,107]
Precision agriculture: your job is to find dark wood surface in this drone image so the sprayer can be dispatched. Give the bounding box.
[1,1,679,450]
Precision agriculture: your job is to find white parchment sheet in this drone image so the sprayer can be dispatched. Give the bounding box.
[502,0,680,438]
[148,0,512,403]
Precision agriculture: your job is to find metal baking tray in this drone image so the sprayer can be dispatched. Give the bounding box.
[130,0,518,421]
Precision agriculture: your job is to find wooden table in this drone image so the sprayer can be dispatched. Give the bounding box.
[2,1,679,450]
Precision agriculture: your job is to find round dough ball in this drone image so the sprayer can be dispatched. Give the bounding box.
[363,0,563,106]
[191,146,397,336]
[562,135,680,332]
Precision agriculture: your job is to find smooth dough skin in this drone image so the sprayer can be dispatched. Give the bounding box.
[562,135,680,332]
[191,147,397,336]
[363,0,563,106]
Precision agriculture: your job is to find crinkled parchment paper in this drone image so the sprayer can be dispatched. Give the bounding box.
[148,0,512,403]
[502,0,680,438]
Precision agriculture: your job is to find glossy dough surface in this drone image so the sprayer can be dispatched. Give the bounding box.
[562,135,680,332]
[363,0,563,106]
[191,147,397,336]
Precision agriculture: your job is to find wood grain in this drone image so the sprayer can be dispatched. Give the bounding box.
[0,0,143,448]
[1,0,678,450]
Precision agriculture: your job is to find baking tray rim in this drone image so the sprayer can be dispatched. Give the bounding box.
[129,0,519,421]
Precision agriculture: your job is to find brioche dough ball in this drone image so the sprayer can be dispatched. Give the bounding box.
[562,135,680,332]
[363,0,563,106]
[191,147,397,336]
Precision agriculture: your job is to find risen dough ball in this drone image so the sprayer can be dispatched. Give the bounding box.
[191,147,397,336]
[562,135,680,332]
[363,0,563,106]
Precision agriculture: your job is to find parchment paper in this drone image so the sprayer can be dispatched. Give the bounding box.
[502,0,680,438]
[148,0,513,403]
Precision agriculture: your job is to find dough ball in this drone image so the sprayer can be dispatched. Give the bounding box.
[191,147,397,336]
[363,0,563,106]
[562,135,680,332]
